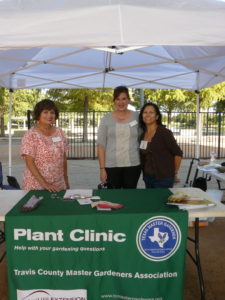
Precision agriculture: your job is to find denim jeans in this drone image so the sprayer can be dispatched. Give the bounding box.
[143,174,174,188]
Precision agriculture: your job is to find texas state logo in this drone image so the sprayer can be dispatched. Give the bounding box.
[136,216,181,261]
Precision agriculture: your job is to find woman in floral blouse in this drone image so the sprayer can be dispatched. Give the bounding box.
[20,99,69,192]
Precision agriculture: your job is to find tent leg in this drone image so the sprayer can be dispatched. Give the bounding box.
[195,90,200,159]
[8,87,13,176]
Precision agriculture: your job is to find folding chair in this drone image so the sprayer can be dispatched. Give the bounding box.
[0,162,21,190]
[184,158,200,187]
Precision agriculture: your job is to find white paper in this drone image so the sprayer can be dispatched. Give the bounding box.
[198,163,221,173]
[129,120,138,127]
[140,140,148,149]
[23,195,43,208]
[77,198,92,205]
[63,189,92,199]
[177,204,215,210]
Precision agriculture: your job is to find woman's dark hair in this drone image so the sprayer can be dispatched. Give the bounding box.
[113,86,130,101]
[139,102,163,131]
[33,99,59,121]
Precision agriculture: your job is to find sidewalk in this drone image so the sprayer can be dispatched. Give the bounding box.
[2,137,225,190]
[2,158,225,191]
[1,141,225,300]
[1,136,225,189]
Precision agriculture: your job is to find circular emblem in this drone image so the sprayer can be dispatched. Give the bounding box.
[136,216,181,261]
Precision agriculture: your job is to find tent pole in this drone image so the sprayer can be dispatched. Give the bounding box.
[195,90,200,159]
[8,75,14,176]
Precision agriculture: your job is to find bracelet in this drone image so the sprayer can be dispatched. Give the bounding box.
[100,167,105,169]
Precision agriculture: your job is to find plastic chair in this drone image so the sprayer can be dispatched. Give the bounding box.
[0,162,21,190]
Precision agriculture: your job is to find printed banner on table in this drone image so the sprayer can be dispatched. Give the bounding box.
[5,190,188,300]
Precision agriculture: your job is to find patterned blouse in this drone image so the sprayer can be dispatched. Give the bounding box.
[20,126,69,190]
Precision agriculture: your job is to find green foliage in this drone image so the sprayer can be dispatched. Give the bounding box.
[1,89,41,116]
[0,88,8,135]
[0,88,8,115]
[144,89,188,112]
[131,89,146,109]
[1,83,225,118]
[131,82,225,112]
[46,89,114,111]
[199,82,225,109]
[0,88,41,135]
[215,100,225,112]
[11,89,41,116]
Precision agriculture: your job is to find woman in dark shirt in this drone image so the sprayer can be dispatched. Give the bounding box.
[139,102,183,188]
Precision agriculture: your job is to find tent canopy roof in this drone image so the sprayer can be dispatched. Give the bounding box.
[1,0,225,48]
[1,0,225,90]
[1,45,225,90]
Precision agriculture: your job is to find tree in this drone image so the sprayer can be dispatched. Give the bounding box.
[133,82,225,112]
[215,99,225,112]
[0,89,41,136]
[132,84,225,140]
[46,89,114,142]
[11,89,41,116]
[0,88,7,136]
[198,82,225,110]
[46,89,114,111]
[142,89,190,125]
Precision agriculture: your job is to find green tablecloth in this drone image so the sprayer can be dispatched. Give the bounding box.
[6,189,188,300]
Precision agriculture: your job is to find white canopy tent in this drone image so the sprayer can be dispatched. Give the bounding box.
[1,0,225,173]
[1,0,225,48]
[1,46,225,90]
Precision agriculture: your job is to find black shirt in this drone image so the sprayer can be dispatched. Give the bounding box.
[140,125,183,179]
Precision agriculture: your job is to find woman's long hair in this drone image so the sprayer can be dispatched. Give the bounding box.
[139,102,163,132]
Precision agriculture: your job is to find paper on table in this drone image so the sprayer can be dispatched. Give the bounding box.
[168,199,216,210]
[198,163,221,173]
[171,203,216,210]
[63,189,92,200]
[168,188,216,210]
[20,195,43,211]
[76,198,92,205]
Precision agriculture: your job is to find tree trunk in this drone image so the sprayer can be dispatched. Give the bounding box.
[0,115,5,137]
[0,88,6,137]
[168,111,172,126]
[83,95,88,142]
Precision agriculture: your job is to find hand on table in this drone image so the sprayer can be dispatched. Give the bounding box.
[100,168,107,183]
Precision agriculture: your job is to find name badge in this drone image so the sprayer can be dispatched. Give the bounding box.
[52,136,61,142]
[129,120,138,127]
[140,140,148,150]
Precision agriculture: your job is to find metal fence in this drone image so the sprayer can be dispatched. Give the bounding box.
[27,110,225,159]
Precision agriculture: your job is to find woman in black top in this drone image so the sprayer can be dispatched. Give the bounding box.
[139,102,183,188]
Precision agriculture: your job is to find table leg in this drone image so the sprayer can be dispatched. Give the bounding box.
[0,229,6,264]
[186,218,205,300]
[216,179,225,190]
